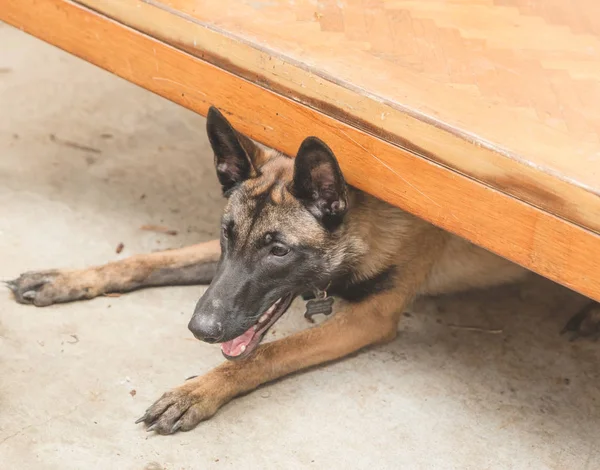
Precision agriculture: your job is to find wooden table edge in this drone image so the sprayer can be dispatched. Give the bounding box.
[2,0,599,301]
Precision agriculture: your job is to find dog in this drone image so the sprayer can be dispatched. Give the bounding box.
[7,106,599,434]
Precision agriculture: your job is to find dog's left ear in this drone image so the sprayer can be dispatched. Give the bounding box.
[292,137,348,229]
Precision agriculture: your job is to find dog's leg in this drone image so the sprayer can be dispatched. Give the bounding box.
[6,239,220,307]
[139,290,405,434]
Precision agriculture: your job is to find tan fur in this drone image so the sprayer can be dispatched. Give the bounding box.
[9,139,529,434]
[138,151,529,433]
[8,240,221,307]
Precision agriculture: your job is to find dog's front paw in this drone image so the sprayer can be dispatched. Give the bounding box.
[136,377,227,435]
[5,270,63,306]
[5,269,103,307]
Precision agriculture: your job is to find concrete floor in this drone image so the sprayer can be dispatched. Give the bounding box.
[1,24,599,470]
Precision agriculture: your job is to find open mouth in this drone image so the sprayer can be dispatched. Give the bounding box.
[220,293,294,360]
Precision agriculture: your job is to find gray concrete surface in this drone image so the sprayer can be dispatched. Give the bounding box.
[1,24,599,470]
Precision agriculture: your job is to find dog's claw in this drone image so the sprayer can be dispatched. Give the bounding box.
[3,280,17,291]
[22,290,36,301]
[135,415,146,424]
[146,424,157,433]
[171,420,183,434]
[185,375,198,381]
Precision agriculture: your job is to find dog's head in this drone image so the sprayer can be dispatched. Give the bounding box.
[188,107,349,359]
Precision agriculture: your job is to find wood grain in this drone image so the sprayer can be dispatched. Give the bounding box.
[73,0,600,236]
[1,0,599,302]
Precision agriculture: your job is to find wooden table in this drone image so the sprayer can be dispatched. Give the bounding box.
[3,0,600,300]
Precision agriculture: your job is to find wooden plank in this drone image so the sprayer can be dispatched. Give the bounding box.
[73,0,600,237]
[1,0,600,302]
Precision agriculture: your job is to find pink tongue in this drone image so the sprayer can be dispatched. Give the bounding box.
[220,326,256,357]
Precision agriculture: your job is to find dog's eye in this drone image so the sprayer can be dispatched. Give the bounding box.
[270,245,290,257]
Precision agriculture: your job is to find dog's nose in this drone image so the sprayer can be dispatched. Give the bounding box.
[187,315,223,343]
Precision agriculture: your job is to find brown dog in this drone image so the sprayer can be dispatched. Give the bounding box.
[7,106,599,434]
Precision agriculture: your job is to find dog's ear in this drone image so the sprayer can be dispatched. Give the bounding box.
[206,106,265,194]
[292,137,348,229]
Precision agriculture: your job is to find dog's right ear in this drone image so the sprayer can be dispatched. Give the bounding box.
[206,106,258,194]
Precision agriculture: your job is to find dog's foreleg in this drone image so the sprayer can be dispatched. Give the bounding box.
[6,239,220,306]
[140,239,446,435]
[138,290,402,434]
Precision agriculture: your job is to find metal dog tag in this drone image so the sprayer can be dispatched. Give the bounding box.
[304,296,334,323]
